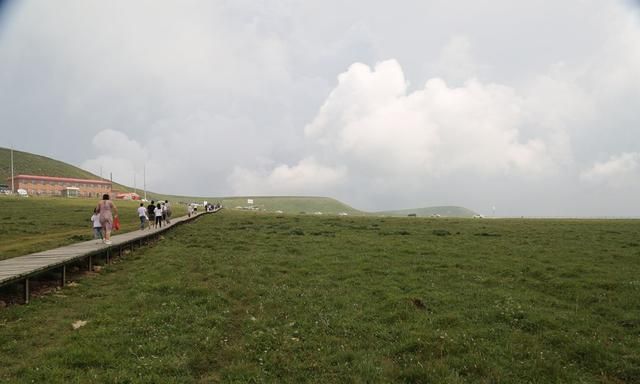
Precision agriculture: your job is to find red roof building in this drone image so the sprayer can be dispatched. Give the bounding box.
[7,174,112,198]
[116,192,141,200]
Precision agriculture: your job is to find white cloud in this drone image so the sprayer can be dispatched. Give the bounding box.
[306,59,558,177]
[3,0,640,215]
[229,158,347,195]
[431,35,479,86]
[580,152,640,187]
[81,130,147,188]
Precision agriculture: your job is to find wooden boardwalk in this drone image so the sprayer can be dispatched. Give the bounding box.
[0,209,220,303]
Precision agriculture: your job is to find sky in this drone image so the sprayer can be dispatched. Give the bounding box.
[1,0,640,216]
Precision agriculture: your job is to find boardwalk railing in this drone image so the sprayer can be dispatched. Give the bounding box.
[0,208,221,304]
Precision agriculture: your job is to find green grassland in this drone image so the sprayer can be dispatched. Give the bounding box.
[218,196,364,215]
[0,196,186,260]
[377,206,478,218]
[1,211,639,383]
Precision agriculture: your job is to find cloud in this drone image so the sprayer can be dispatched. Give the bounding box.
[229,158,347,196]
[81,112,268,195]
[3,0,640,216]
[306,59,558,177]
[81,130,147,188]
[431,35,479,86]
[580,152,640,187]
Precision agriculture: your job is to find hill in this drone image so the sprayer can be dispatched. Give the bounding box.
[0,147,477,215]
[0,147,103,183]
[377,205,478,218]
[0,147,133,193]
[217,196,364,215]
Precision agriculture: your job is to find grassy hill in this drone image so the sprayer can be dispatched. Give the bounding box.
[0,147,133,193]
[0,147,187,201]
[218,196,364,215]
[0,147,103,183]
[0,147,477,216]
[377,206,478,218]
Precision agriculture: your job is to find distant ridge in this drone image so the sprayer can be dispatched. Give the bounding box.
[0,147,477,216]
[219,196,364,215]
[377,206,478,218]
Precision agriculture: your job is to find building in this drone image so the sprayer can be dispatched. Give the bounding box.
[115,192,141,200]
[7,175,112,198]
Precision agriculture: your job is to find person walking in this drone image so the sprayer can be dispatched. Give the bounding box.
[165,200,172,224]
[137,202,148,230]
[154,203,163,228]
[91,208,103,242]
[96,194,118,245]
[187,204,194,217]
[147,200,156,229]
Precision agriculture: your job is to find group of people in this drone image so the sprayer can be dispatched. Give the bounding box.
[91,196,175,245]
[186,202,221,217]
[206,203,221,212]
[91,196,220,243]
[138,200,172,229]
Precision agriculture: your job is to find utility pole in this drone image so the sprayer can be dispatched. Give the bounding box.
[143,164,147,201]
[10,147,14,193]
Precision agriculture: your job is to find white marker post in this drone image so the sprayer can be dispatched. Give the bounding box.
[10,147,14,193]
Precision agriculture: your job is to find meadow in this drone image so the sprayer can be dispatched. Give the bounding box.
[0,211,639,383]
[0,196,186,260]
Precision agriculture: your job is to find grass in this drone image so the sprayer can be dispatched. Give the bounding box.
[219,196,364,215]
[0,147,102,183]
[0,196,186,259]
[1,211,639,383]
[376,206,478,217]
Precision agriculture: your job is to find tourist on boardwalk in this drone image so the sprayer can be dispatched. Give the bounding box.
[147,200,156,229]
[154,203,163,228]
[96,194,118,245]
[91,208,102,242]
[161,202,167,224]
[187,204,194,217]
[137,202,148,230]
[165,200,172,224]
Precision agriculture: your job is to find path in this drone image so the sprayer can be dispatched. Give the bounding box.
[0,209,221,304]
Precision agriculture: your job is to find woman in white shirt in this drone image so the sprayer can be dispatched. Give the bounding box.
[154,203,163,228]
